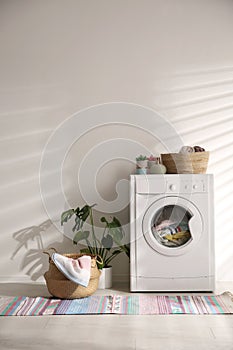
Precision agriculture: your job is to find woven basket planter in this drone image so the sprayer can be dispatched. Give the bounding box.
[161,152,209,174]
[44,251,100,299]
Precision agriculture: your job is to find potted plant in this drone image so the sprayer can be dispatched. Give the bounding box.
[61,204,130,289]
[136,155,147,168]
[147,155,160,170]
[136,155,147,174]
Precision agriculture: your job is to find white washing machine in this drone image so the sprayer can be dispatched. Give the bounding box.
[130,174,215,292]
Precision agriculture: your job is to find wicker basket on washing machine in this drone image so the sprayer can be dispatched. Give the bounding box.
[43,248,101,299]
[161,152,209,174]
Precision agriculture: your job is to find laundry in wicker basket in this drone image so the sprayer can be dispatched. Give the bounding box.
[161,151,209,174]
[51,253,91,287]
[43,248,101,299]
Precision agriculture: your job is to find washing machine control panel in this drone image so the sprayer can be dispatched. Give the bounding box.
[134,175,210,194]
[167,179,206,193]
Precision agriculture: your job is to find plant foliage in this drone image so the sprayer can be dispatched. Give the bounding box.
[61,204,130,269]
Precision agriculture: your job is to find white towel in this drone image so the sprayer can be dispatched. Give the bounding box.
[52,253,91,287]
[179,146,194,154]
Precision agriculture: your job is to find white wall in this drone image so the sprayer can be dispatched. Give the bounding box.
[0,0,233,283]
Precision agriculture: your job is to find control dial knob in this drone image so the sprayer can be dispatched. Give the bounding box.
[169,184,176,191]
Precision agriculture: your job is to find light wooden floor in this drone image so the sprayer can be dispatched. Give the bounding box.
[0,282,233,350]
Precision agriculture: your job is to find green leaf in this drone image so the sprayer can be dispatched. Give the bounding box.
[123,244,130,258]
[72,215,83,232]
[100,217,107,223]
[61,209,74,225]
[97,260,105,269]
[76,204,96,221]
[104,249,122,265]
[74,206,80,215]
[101,234,113,251]
[77,205,91,221]
[108,225,123,242]
[73,230,90,245]
[101,216,124,243]
[112,217,121,227]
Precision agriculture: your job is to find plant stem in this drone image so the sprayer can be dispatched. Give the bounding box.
[89,208,98,255]
[99,226,107,257]
[102,248,109,265]
[105,251,122,266]
[85,239,93,255]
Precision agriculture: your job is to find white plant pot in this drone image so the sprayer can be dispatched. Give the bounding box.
[136,160,148,168]
[98,266,112,289]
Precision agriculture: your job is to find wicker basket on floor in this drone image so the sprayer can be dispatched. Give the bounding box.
[43,249,101,299]
[161,151,209,174]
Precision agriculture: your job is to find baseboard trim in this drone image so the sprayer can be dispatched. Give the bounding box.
[0,276,45,284]
[0,274,129,284]
[1,275,230,285]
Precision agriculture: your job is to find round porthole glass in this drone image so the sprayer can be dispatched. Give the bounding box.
[151,205,192,248]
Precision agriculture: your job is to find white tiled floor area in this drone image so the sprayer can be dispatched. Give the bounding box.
[0,282,233,350]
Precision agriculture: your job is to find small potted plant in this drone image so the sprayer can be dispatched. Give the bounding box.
[61,204,130,289]
[136,155,147,174]
[147,155,160,170]
[136,155,147,168]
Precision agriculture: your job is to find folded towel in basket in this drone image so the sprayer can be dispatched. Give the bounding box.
[51,253,91,287]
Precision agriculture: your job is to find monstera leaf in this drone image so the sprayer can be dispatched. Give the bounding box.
[61,209,75,226]
[76,205,92,221]
[73,230,90,245]
[72,204,96,232]
[72,214,82,232]
[101,216,124,243]
[101,234,113,251]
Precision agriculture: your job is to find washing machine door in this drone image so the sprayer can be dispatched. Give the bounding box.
[142,196,203,256]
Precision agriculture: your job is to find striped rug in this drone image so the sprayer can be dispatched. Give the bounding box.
[0,293,232,316]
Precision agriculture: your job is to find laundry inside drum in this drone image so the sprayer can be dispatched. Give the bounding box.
[151,205,192,248]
